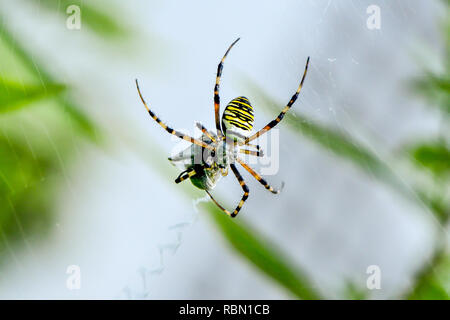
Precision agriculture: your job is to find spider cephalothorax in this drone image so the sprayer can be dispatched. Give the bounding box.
[136,38,309,217]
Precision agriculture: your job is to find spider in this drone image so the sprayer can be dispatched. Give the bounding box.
[136,38,309,218]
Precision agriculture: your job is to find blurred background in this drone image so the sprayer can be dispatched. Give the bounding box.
[0,0,448,299]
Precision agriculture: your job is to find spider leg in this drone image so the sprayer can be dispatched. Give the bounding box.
[195,122,216,142]
[175,167,197,184]
[214,38,240,139]
[136,79,214,150]
[236,158,284,194]
[241,56,310,145]
[206,164,249,218]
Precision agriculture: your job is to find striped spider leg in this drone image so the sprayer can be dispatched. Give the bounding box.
[214,38,240,140]
[210,56,309,217]
[137,38,309,219]
[136,79,214,151]
[206,163,249,218]
[240,56,310,146]
[236,157,284,195]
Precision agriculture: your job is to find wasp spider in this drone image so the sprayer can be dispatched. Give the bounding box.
[136,38,309,217]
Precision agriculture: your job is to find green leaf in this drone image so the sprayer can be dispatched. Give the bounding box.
[0,79,65,113]
[407,250,450,300]
[342,280,368,300]
[0,22,98,141]
[207,205,322,299]
[0,133,56,261]
[410,73,450,115]
[409,140,450,178]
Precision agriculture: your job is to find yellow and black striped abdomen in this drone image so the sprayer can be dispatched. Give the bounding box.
[222,96,254,136]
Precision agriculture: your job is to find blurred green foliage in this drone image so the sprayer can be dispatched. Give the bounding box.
[241,0,449,299]
[209,205,321,299]
[0,1,120,262]
[128,136,321,299]
[401,0,449,299]
[243,77,408,194]
[0,130,54,257]
[407,248,449,299]
[410,140,450,180]
[237,80,448,298]
[0,18,97,140]
[245,77,449,224]
[0,81,65,113]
